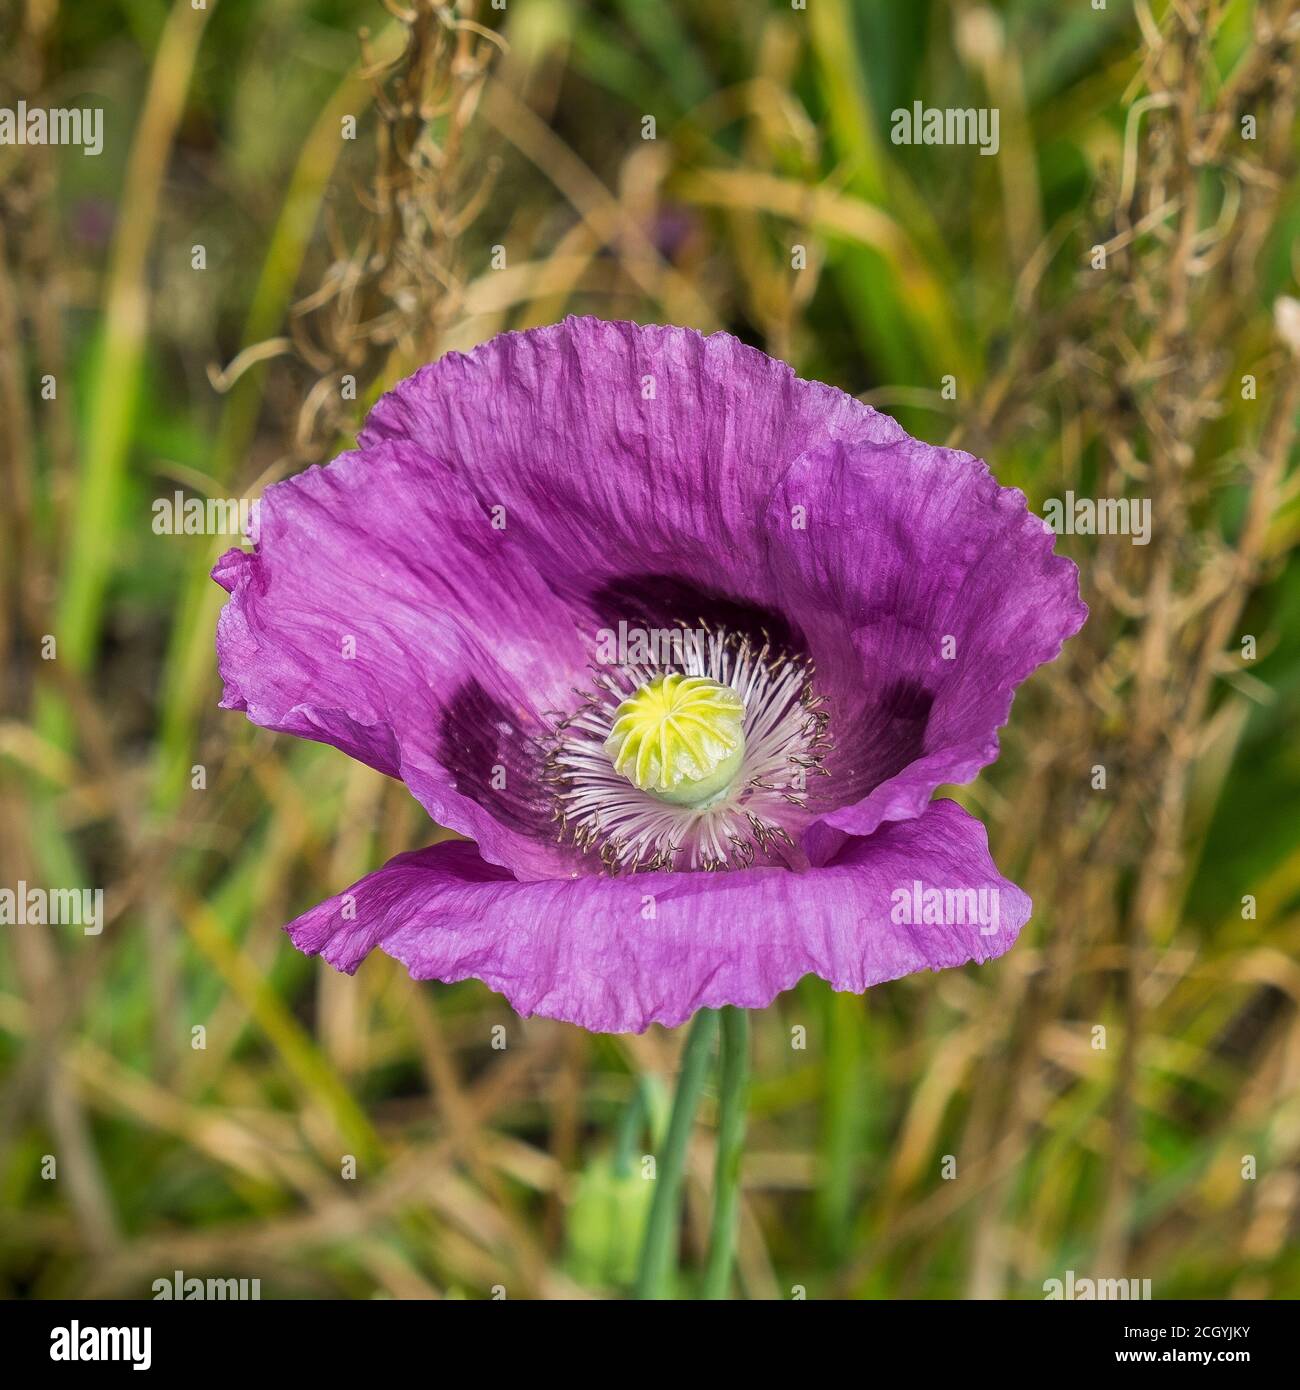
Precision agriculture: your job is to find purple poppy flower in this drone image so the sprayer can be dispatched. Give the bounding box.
[213,317,1085,1034]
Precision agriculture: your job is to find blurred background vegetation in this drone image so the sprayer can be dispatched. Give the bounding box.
[2,0,1299,1299]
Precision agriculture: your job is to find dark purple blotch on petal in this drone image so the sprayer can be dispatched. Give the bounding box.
[590,574,807,657]
[436,678,565,852]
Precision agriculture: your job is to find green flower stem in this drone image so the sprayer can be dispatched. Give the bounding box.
[634,1008,719,1299]
[612,1076,649,1179]
[702,1007,750,1299]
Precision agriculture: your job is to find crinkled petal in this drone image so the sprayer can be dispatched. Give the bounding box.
[358,316,882,639]
[284,799,1030,1034]
[213,439,588,879]
[766,437,1087,835]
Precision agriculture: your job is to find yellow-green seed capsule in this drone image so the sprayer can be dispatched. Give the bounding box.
[604,674,746,808]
